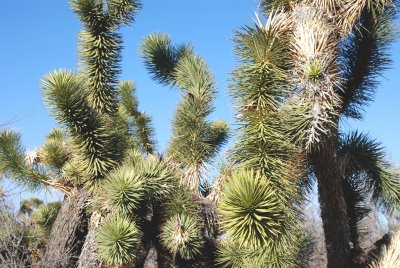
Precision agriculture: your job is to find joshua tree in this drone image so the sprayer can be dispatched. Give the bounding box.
[1,1,399,267]
[1,0,143,266]
[1,1,230,267]
[141,33,229,194]
[243,0,400,267]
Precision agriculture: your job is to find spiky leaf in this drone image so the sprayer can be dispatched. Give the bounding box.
[219,169,284,249]
[96,214,140,266]
[160,214,203,259]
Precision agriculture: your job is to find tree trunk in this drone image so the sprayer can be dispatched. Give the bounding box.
[38,188,90,268]
[143,243,158,268]
[77,211,103,268]
[313,136,351,268]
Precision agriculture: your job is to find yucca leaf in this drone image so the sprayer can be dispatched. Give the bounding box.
[32,201,62,237]
[160,214,203,260]
[339,4,397,119]
[41,128,71,169]
[338,131,400,212]
[41,70,120,179]
[219,169,284,249]
[96,214,140,266]
[103,164,146,214]
[0,130,53,190]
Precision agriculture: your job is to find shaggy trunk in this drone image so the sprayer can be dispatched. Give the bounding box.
[313,136,351,268]
[77,211,103,268]
[39,189,90,268]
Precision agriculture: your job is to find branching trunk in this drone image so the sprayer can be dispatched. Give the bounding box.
[39,189,90,268]
[313,136,351,268]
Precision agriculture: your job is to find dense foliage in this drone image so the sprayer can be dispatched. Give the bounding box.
[0,0,399,267]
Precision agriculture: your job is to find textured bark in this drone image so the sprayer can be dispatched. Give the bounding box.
[313,136,351,268]
[143,244,158,268]
[77,211,103,268]
[350,233,392,268]
[38,189,90,268]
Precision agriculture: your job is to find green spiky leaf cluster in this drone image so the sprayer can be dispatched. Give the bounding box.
[31,201,62,237]
[103,156,180,215]
[104,164,146,214]
[0,130,54,190]
[41,70,123,179]
[160,214,203,260]
[40,129,71,169]
[219,169,284,249]
[135,157,179,199]
[226,13,304,266]
[141,33,229,192]
[118,81,156,154]
[162,188,199,219]
[95,214,140,266]
[217,228,306,268]
[70,0,141,114]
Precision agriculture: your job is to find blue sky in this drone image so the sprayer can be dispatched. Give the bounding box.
[1,0,399,197]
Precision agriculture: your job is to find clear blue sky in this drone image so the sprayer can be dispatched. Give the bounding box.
[1,1,399,175]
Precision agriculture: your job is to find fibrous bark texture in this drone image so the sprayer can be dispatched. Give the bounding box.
[313,136,351,268]
[77,211,103,268]
[39,189,90,268]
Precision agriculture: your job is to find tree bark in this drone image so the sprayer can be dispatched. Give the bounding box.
[38,188,90,268]
[77,211,103,268]
[313,136,351,268]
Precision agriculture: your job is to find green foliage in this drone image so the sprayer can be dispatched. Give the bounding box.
[123,147,143,164]
[41,129,70,169]
[18,198,43,218]
[142,33,229,193]
[118,81,139,116]
[217,229,305,268]
[338,131,400,211]
[104,164,146,214]
[96,214,140,266]
[107,0,142,26]
[339,3,398,119]
[217,239,250,268]
[41,70,122,179]
[134,112,156,154]
[136,157,179,200]
[162,188,199,218]
[32,201,62,237]
[219,169,284,249]
[141,33,192,85]
[230,21,296,190]
[70,0,141,114]
[118,81,156,154]
[160,214,203,260]
[305,60,324,82]
[231,23,290,111]
[103,157,179,214]
[167,52,229,167]
[142,33,229,166]
[229,15,304,266]
[61,157,88,185]
[0,130,51,190]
